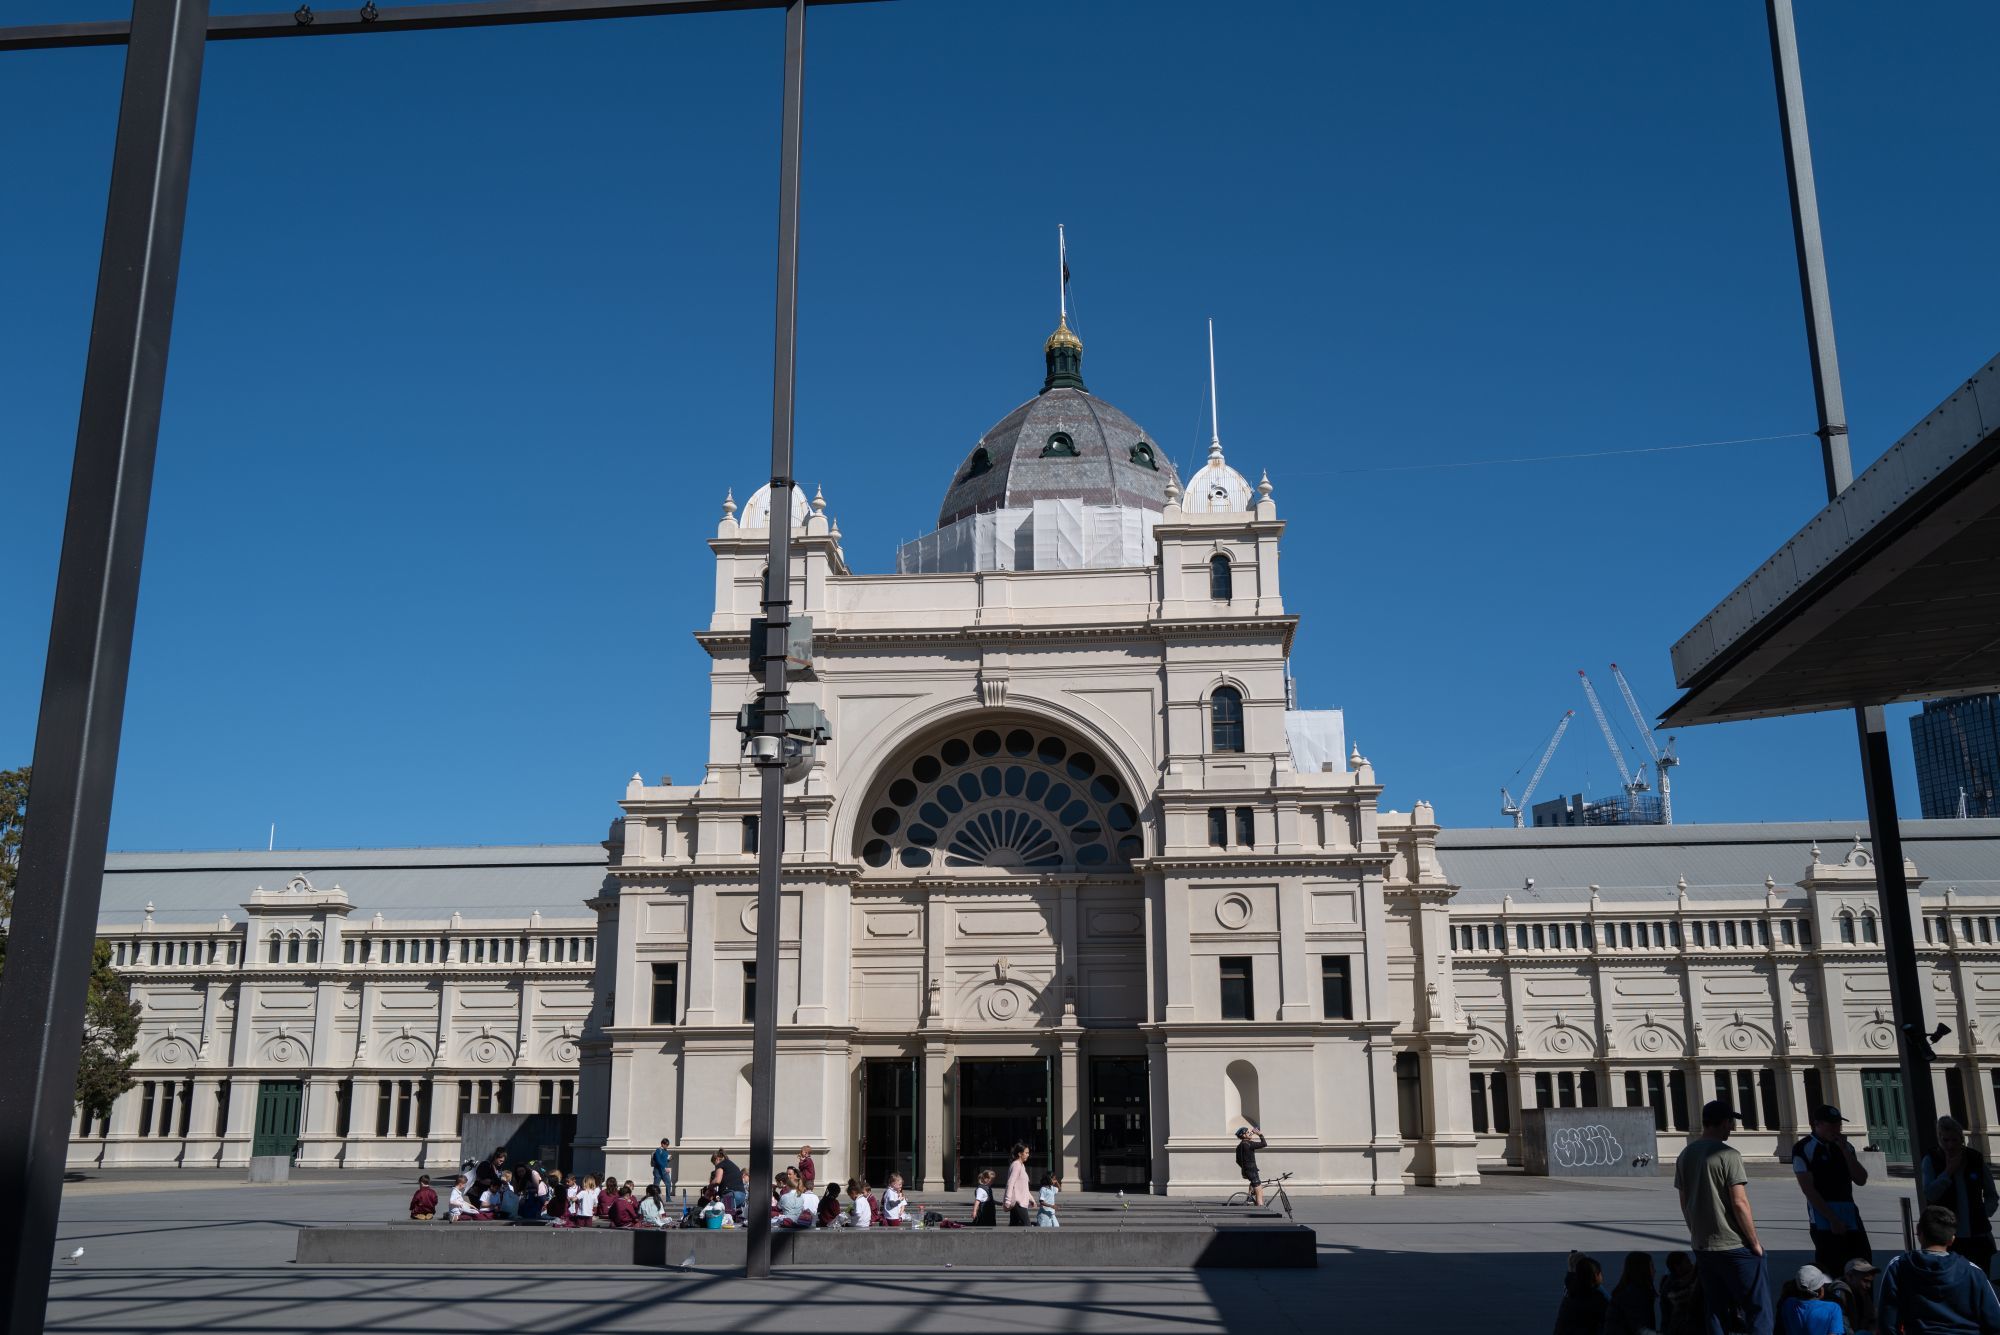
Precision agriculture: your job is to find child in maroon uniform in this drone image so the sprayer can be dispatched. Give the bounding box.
[608,1183,640,1228]
[409,1174,438,1220]
[797,1146,816,1192]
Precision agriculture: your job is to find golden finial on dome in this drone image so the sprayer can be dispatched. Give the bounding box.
[1044,316,1082,354]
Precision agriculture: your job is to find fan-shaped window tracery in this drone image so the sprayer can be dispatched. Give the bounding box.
[857,725,1142,874]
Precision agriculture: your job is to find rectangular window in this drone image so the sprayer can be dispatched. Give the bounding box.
[1234,806,1255,847]
[1724,921,1739,947]
[1925,917,1935,944]
[1490,1072,1512,1133]
[1804,1067,1825,1118]
[376,1081,393,1138]
[1580,1071,1598,1108]
[1645,1072,1669,1131]
[1781,920,1796,946]
[1515,925,1528,950]
[457,1080,472,1133]
[1476,925,1491,950]
[416,1081,432,1139]
[742,815,759,854]
[1218,956,1253,1020]
[504,938,516,963]
[343,940,355,963]
[1395,1052,1423,1138]
[1619,922,1633,948]
[1207,807,1228,847]
[214,1080,231,1137]
[1534,1072,1553,1108]
[1948,1068,1969,1128]
[1604,923,1616,947]
[1624,1071,1642,1110]
[1557,1071,1576,1108]
[1532,924,1546,950]
[1757,1070,1779,1130]
[651,962,680,1025]
[395,1080,413,1139]
[1470,1073,1490,1133]
[1668,1070,1689,1131]
[584,938,594,963]
[477,1080,493,1115]
[1800,920,1812,947]
[139,1082,156,1136]
[1670,922,1682,947]
[741,961,758,1023]
[1756,920,1770,946]
[560,1080,576,1115]
[1320,957,1352,1020]
[1735,1071,1758,1130]
[335,1078,352,1138]
[539,1079,556,1115]
[1983,919,1994,945]
[497,1080,513,1115]
[1564,923,1578,950]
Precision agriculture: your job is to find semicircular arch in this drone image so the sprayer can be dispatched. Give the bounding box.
[831,694,1152,860]
[840,705,1151,878]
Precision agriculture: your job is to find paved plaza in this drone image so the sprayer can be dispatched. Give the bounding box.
[43,1165,1922,1333]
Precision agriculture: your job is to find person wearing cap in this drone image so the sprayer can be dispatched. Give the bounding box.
[1791,1103,1872,1274]
[1831,1256,1878,1332]
[1877,1204,2000,1334]
[1776,1264,1843,1335]
[1675,1098,1772,1335]
[1921,1115,2000,1275]
[1234,1126,1269,1207]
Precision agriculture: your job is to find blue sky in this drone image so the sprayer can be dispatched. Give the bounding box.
[3,1,1995,850]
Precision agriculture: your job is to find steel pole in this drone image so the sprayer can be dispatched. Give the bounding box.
[746,0,805,1281]
[0,1,209,1330]
[1766,0,1936,1165]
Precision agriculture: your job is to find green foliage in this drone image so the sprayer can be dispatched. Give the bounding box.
[78,939,141,1123]
[0,766,140,1118]
[0,764,25,926]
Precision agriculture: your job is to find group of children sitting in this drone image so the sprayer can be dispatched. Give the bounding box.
[413,1164,679,1228]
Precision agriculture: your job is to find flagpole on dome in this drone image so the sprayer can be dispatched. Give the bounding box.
[1207,317,1221,457]
[1058,222,1069,328]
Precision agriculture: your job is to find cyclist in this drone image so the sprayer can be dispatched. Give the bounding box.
[1235,1126,1269,1206]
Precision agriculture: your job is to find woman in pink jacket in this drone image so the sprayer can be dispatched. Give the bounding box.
[1003,1143,1034,1226]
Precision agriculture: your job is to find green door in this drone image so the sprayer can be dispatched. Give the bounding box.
[252,1079,303,1158]
[1861,1069,1911,1166]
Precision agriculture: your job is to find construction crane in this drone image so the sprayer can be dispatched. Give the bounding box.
[1610,662,1680,825]
[1501,710,1574,828]
[1578,670,1648,798]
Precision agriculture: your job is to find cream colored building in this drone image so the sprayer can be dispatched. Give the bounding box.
[71,324,2000,1189]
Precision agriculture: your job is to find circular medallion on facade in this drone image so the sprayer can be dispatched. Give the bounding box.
[1548,1028,1575,1054]
[393,1040,420,1065]
[1725,1026,1753,1052]
[270,1039,296,1064]
[474,1039,500,1064]
[554,1039,579,1065]
[1866,1025,1894,1050]
[740,903,759,933]
[1215,894,1252,930]
[986,987,1022,1021]
[157,1042,184,1065]
[1637,1027,1664,1053]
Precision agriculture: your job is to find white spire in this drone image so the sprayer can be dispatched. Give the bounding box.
[1058,223,1068,325]
[1207,317,1221,458]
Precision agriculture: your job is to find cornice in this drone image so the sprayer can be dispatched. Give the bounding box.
[692,615,1299,654]
[1135,852,1393,873]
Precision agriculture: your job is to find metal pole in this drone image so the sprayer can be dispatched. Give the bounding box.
[0,1,209,1330]
[746,0,805,1281]
[1766,0,1937,1167]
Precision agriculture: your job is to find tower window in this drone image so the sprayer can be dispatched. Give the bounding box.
[1321,957,1352,1019]
[1210,687,1245,753]
[1218,957,1253,1021]
[741,962,757,1023]
[651,963,680,1025]
[1128,441,1159,470]
[1041,431,1078,458]
[1209,553,1233,602]
[963,447,992,479]
[1207,807,1228,848]
[1234,806,1255,847]
[741,815,759,854]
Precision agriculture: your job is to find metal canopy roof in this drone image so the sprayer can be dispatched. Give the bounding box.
[1664,354,2000,726]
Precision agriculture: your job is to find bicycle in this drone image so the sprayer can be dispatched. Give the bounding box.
[1222,1170,1294,1220]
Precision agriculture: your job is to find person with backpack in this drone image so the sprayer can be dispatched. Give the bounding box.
[1791,1105,1872,1274]
[650,1139,675,1196]
[1877,1205,2000,1334]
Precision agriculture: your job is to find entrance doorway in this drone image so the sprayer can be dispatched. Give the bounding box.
[1861,1069,1912,1165]
[861,1059,917,1188]
[251,1079,303,1159]
[1088,1056,1150,1190]
[956,1058,1048,1188]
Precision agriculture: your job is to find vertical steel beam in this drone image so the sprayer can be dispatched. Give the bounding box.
[1765,0,1936,1165]
[746,0,805,1281]
[0,2,210,1330]
[1765,0,1852,497]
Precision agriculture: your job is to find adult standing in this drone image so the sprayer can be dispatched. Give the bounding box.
[650,1139,675,1197]
[1235,1126,1269,1206]
[709,1148,746,1217]
[1675,1100,1772,1335]
[1003,1142,1034,1226]
[1922,1116,2000,1274]
[1791,1104,1872,1273]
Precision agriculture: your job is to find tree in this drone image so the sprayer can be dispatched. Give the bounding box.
[0,763,25,928]
[77,939,142,1125]
[0,766,141,1121]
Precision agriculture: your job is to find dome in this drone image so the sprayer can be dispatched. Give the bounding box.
[933,321,1178,528]
[739,481,811,530]
[1182,441,1252,514]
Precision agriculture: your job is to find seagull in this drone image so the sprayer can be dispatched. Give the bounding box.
[63,1248,84,1265]
[678,1255,696,1270]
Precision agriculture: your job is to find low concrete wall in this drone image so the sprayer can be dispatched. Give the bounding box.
[1520,1108,1659,1178]
[296,1223,1316,1269]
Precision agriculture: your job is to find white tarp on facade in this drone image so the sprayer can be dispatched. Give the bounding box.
[1285,709,1347,774]
[899,504,1159,573]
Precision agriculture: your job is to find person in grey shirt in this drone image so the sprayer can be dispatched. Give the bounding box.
[1921,1116,2000,1274]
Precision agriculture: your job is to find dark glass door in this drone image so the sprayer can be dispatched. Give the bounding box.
[956,1058,1049,1188]
[1089,1056,1150,1190]
[251,1079,303,1158]
[861,1059,917,1188]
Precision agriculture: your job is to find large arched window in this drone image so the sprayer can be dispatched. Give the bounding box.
[1211,686,1245,753]
[286,931,302,964]
[267,932,282,965]
[1838,911,1856,944]
[855,725,1143,874]
[1209,553,1233,601]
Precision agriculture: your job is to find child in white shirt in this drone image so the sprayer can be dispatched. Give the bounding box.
[972,1168,996,1227]
[849,1180,873,1228]
[883,1173,907,1225]
[1036,1172,1060,1227]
